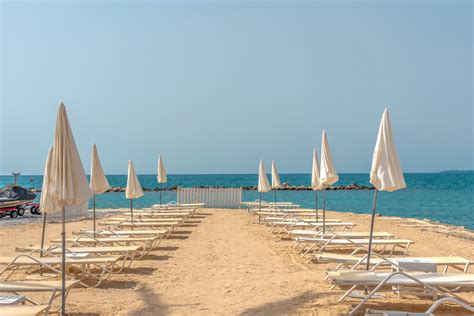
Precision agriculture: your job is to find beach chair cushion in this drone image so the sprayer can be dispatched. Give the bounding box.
[0,295,25,305]
[365,310,429,316]
[0,305,50,316]
[396,259,436,273]
[328,270,474,287]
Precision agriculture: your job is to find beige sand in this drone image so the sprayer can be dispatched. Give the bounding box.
[0,209,472,315]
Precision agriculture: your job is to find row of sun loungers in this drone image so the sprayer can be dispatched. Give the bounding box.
[0,202,204,315]
[247,200,474,315]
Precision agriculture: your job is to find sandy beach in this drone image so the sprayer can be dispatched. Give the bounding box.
[0,208,472,315]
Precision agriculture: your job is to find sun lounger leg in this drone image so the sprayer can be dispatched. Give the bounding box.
[338,285,358,302]
[301,243,317,257]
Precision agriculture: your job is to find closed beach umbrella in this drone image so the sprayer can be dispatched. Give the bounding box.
[90,143,110,234]
[320,130,338,233]
[157,155,167,205]
[126,160,144,223]
[258,159,271,211]
[39,146,53,257]
[311,149,323,220]
[40,146,54,213]
[43,103,93,315]
[271,160,281,203]
[366,108,406,269]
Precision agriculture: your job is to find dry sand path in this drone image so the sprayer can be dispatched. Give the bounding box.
[132,209,336,315]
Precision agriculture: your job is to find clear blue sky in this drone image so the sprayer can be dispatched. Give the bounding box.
[0,0,472,175]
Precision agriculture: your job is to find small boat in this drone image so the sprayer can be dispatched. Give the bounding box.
[0,185,37,209]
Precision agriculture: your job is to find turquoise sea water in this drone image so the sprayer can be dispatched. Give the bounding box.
[1,173,472,229]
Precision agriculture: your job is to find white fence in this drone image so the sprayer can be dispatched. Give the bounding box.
[177,187,242,208]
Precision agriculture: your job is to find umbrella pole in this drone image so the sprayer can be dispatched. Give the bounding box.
[61,206,66,316]
[274,190,277,204]
[322,186,326,234]
[365,190,379,271]
[40,212,47,258]
[258,192,262,223]
[160,190,162,205]
[93,194,96,238]
[130,199,133,223]
[315,191,318,222]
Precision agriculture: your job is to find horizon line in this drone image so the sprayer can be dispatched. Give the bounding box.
[1,170,473,177]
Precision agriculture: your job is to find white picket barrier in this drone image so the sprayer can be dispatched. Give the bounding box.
[177,187,242,208]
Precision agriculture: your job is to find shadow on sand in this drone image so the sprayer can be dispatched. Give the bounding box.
[140,254,171,261]
[183,220,203,224]
[120,267,157,276]
[95,280,138,290]
[156,246,179,251]
[132,284,180,315]
[171,230,193,235]
[166,235,190,240]
[196,213,213,216]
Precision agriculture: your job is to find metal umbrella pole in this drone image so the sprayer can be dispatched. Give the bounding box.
[93,194,96,237]
[61,206,66,316]
[160,190,162,205]
[130,199,133,224]
[40,212,47,258]
[40,212,47,276]
[314,190,318,222]
[322,185,326,234]
[274,190,277,204]
[365,190,379,271]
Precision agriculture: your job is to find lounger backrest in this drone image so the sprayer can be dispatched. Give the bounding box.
[395,259,437,273]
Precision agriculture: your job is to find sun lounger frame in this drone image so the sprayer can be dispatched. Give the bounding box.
[0,254,119,288]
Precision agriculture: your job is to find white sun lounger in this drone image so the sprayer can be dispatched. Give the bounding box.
[121,208,195,214]
[289,230,393,239]
[365,297,474,316]
[50,236,161,251]
[106,216,184,222]
[152,202,205,207]
[250,205,301,213]
[267,208,323,213]
[0,255,119,288]
[292,231,394,255]
[315,253,473,274]
[243,201,300,212]
[263,217,341,223]
[74,229,169,238]
[0,280,78,314]
[328,270,474,315]
[150,202,204,211]
[297,238,413,258]
[115,212,192,218]
[256,211,324,218]
[142,209,196,215]
[0,304,50,316]
[268,221,355,238]
[243,201,297,208]
[16,244,147,262]
[100,221,180,231]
